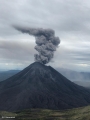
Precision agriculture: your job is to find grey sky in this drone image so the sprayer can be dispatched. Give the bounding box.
[0,0,90,71]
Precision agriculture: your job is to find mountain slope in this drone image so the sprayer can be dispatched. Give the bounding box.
[0,70,20,81]
[57,68,90,82]
[0,62,90,111]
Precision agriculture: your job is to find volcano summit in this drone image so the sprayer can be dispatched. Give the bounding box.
[0,62,90,111]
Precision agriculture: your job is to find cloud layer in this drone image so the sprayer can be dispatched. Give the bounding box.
[0,0,90,71]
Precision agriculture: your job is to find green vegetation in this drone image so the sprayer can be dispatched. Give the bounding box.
[0,105,90,120]
[0,111,17,119]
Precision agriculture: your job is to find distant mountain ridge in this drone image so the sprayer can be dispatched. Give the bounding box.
[57,68,90,81]
[0,70,20,81]
[0,62,90,111]
[57,68,90,88]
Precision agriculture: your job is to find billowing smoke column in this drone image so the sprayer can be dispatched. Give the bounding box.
[13,26,60,64]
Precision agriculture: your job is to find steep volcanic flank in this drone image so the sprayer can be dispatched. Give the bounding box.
[0,62,90,111]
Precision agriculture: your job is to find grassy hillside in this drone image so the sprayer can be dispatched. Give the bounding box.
[0,105,90,120]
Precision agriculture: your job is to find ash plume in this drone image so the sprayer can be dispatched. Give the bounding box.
[13,25,60,64]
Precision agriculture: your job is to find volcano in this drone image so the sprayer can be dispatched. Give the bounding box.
[0,62,90,111]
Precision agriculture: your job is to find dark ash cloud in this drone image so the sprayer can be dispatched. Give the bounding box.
[13,25,60,64]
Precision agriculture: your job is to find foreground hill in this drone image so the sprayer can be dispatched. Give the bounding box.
[0,62,90,111]
[0,105,90,120]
